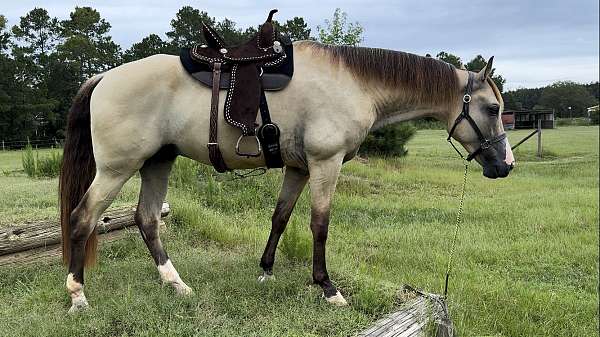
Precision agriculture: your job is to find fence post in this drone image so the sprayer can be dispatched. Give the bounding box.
[1,140,4,151]
[537,119,542,158]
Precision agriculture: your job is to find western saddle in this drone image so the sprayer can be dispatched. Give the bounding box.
[179,9,294,172]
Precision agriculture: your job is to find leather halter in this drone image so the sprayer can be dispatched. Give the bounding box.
[447,73,506,162]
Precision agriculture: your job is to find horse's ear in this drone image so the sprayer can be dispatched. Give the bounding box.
[478,56,494,80]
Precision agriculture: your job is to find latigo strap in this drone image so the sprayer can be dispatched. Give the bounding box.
[207,62,229,172]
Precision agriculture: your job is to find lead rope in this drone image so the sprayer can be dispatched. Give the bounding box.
[443,161,470,298]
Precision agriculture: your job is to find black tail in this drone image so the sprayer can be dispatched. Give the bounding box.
[60,76,103,267]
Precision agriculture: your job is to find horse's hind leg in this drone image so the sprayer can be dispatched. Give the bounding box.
[259,167,308,281]
[136,154,192,295]
[67,169,133,312]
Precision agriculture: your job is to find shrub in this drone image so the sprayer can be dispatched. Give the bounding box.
[410,118,445,130]
[22,143,36,177]
[21,143,63,178]
[36,150,62,178]
[360,123,417,157]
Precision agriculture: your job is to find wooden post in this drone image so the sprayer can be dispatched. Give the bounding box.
[537,118,542,158]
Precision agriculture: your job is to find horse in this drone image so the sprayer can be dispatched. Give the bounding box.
[60,41,515,312]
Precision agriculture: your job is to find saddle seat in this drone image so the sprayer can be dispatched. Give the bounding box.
[179,9,294,137]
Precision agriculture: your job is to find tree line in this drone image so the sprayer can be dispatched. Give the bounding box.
[504,81,598,118]
[1,6,596,143]
[0,6,315,142]
[435,51,598,118]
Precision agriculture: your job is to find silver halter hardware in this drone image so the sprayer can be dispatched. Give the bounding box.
[447,73,506,162]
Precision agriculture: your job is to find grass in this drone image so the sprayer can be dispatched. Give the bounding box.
[0,148,141,226]
[0,126,597,336]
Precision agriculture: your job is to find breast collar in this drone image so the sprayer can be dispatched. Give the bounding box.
[447,72,506,161]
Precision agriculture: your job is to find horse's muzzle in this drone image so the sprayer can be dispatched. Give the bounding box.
[483,162,514,179]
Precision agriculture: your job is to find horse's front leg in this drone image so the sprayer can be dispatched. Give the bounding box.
[307,155,347,306]
[259,166,309,281]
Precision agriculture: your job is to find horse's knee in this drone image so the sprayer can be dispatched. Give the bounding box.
[135,210,160,238]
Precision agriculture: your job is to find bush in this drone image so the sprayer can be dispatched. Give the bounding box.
[21,143,63,178]
[36,150,62,177]
[410,118,445,130]
[22,144,36,177]
[360,123,417,157]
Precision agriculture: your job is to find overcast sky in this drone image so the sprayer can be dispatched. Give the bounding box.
[3,0,599,90]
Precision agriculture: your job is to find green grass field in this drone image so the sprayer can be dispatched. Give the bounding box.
[0,126,597,337]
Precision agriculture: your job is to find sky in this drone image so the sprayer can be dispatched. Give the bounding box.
[2,0,599,90]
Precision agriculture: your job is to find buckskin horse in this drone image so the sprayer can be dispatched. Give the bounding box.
[59,19,515,313]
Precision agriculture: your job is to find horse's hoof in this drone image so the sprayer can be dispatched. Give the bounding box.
[257,272,275,283]
[68,296,89,313]
[325,291,348,306]
[174,282,194,296]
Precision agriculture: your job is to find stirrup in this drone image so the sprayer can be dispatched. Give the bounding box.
[235,135,262,157]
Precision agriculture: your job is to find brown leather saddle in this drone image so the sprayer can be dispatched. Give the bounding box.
[179,9,293,172]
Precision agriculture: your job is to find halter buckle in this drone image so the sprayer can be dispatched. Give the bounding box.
[462,94,472,103]
[480,140,492,150]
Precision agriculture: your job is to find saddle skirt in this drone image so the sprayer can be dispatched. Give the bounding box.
[182,9,292,136]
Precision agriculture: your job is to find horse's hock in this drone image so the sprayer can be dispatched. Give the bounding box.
[0,202,170,266]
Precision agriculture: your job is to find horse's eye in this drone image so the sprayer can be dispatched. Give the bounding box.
[488,104,500,116]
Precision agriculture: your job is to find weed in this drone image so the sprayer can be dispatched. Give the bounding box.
[21,142,62,178]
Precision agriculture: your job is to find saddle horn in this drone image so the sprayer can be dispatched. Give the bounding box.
[258,9,279,48]
[266,9,278,22]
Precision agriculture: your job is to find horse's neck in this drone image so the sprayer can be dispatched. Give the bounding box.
[365,84,450,131]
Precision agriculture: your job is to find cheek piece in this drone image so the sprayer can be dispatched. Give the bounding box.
[447,72,507,162]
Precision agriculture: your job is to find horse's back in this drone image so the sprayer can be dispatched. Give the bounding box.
[90,54,204,169]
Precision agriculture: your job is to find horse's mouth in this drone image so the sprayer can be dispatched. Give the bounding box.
[483,163,514,179]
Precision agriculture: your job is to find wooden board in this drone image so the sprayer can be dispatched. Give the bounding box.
[0,203,170,266]
[357,287,455,337]
[358,297,429,337]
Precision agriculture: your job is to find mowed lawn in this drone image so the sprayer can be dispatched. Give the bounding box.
[0,126,597,337]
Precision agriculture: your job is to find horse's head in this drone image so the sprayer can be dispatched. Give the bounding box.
[446,57,515,179]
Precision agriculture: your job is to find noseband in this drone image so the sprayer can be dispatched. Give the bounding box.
[447,73,506,161]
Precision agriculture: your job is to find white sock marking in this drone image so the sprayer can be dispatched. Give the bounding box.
[66,273,89,312]
[157,259,192,295]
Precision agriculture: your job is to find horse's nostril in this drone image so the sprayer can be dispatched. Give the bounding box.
[508,163,514,171]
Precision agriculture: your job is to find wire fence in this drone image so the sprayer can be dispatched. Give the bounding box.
[0,138,64,151]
